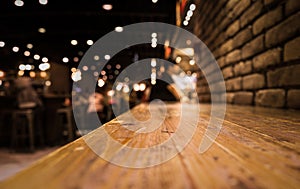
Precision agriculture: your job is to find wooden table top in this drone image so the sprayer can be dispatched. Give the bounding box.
[0,103,299,189]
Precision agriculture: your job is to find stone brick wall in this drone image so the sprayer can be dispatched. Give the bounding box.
[192,0,300,109]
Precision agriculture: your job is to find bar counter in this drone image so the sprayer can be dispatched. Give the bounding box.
[0,103,299,189]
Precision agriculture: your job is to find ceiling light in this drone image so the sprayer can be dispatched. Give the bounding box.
[42,57,48,62]
[190,4,196,11]
[71,70,82,82]
[116,83,123,91]
[102,4,113,10]
[39,63,50,71]
[14,0,24,7]
[71,40,78,45]
[29,71,36,78]
[152,0,158,3]
[104,55,110,60]
[175,56,182,63]
[40,71,47,78]
[39,0,48,5]
[151,59,157,67]
[73,57,79,62]
[94,55,100,61]
[116,64,121,69]
[71,68,77,73]
[24,51,30,56]
[151,33,157,38]
[0,41,5,47]
[187,10,193,17]
[34,54,40,60]
[38,28,46,33]
[115,26,123,32]
[82,66,88,71]
[189,59,195,65]
[19,64,26,70]
[87,40,93,46]
[18,70,24,76]
[27,44,33,49]
[186,39,192,45]
[139,83,146,91]
[40,71,47,77]
[45,81,51,87]
[164,40,170,47]
[0,71,5,78]
[25,64,31,70]
[133,84,140,91]
[107,90,115,96]
[123,85,130,93]
[12,46,19,52]
[183,20,189,26]
[151,72,156,79]
[62,57,69,63]
[98,79,105,87]
[151,43,157,48]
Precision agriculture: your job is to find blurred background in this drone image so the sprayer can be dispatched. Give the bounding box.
[0,0,299,150]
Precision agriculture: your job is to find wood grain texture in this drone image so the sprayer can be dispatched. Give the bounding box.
[0,103,299,189]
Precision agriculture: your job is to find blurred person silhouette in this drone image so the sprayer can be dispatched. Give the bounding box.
[14,75,44,144]
[86,89,107,130]
[14,76,43,109]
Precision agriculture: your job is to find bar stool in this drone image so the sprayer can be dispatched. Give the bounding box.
[56,107,74,143]
[11,109,35,152]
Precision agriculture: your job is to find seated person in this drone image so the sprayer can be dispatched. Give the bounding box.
[14,76,43,109]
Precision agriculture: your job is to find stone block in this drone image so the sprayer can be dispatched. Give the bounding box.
[255,89,285,108]
[287,90,300,109]
[223,66,234,79]
[226,50,242,64]
[253,48,281,70]
[253,6,282,35]
[284,37,300,62]
[267,65,300,87]
[226,77,242,91]
[242,35,264,59]
[233,28,252,48]
[234,61,252,76]
[240,0,264,28]
[243,74,265,90]
[226,20,240,37]
[233,0,251,18]
[266,12,300,48]
[220,39,234,55]
[286,0,300,16]
[233,92,253,105]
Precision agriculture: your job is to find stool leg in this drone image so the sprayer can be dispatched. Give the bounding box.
[27,113,35,152]
[11,113,17,152]
[66,111,74,142]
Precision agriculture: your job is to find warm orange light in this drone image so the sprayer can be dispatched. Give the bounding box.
[40,71,47,78]
[102,4,112,10]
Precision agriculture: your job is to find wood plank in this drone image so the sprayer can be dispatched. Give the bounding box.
[0,103,299,189]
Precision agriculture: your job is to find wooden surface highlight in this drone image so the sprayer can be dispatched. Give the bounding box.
[0,103,299,189]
